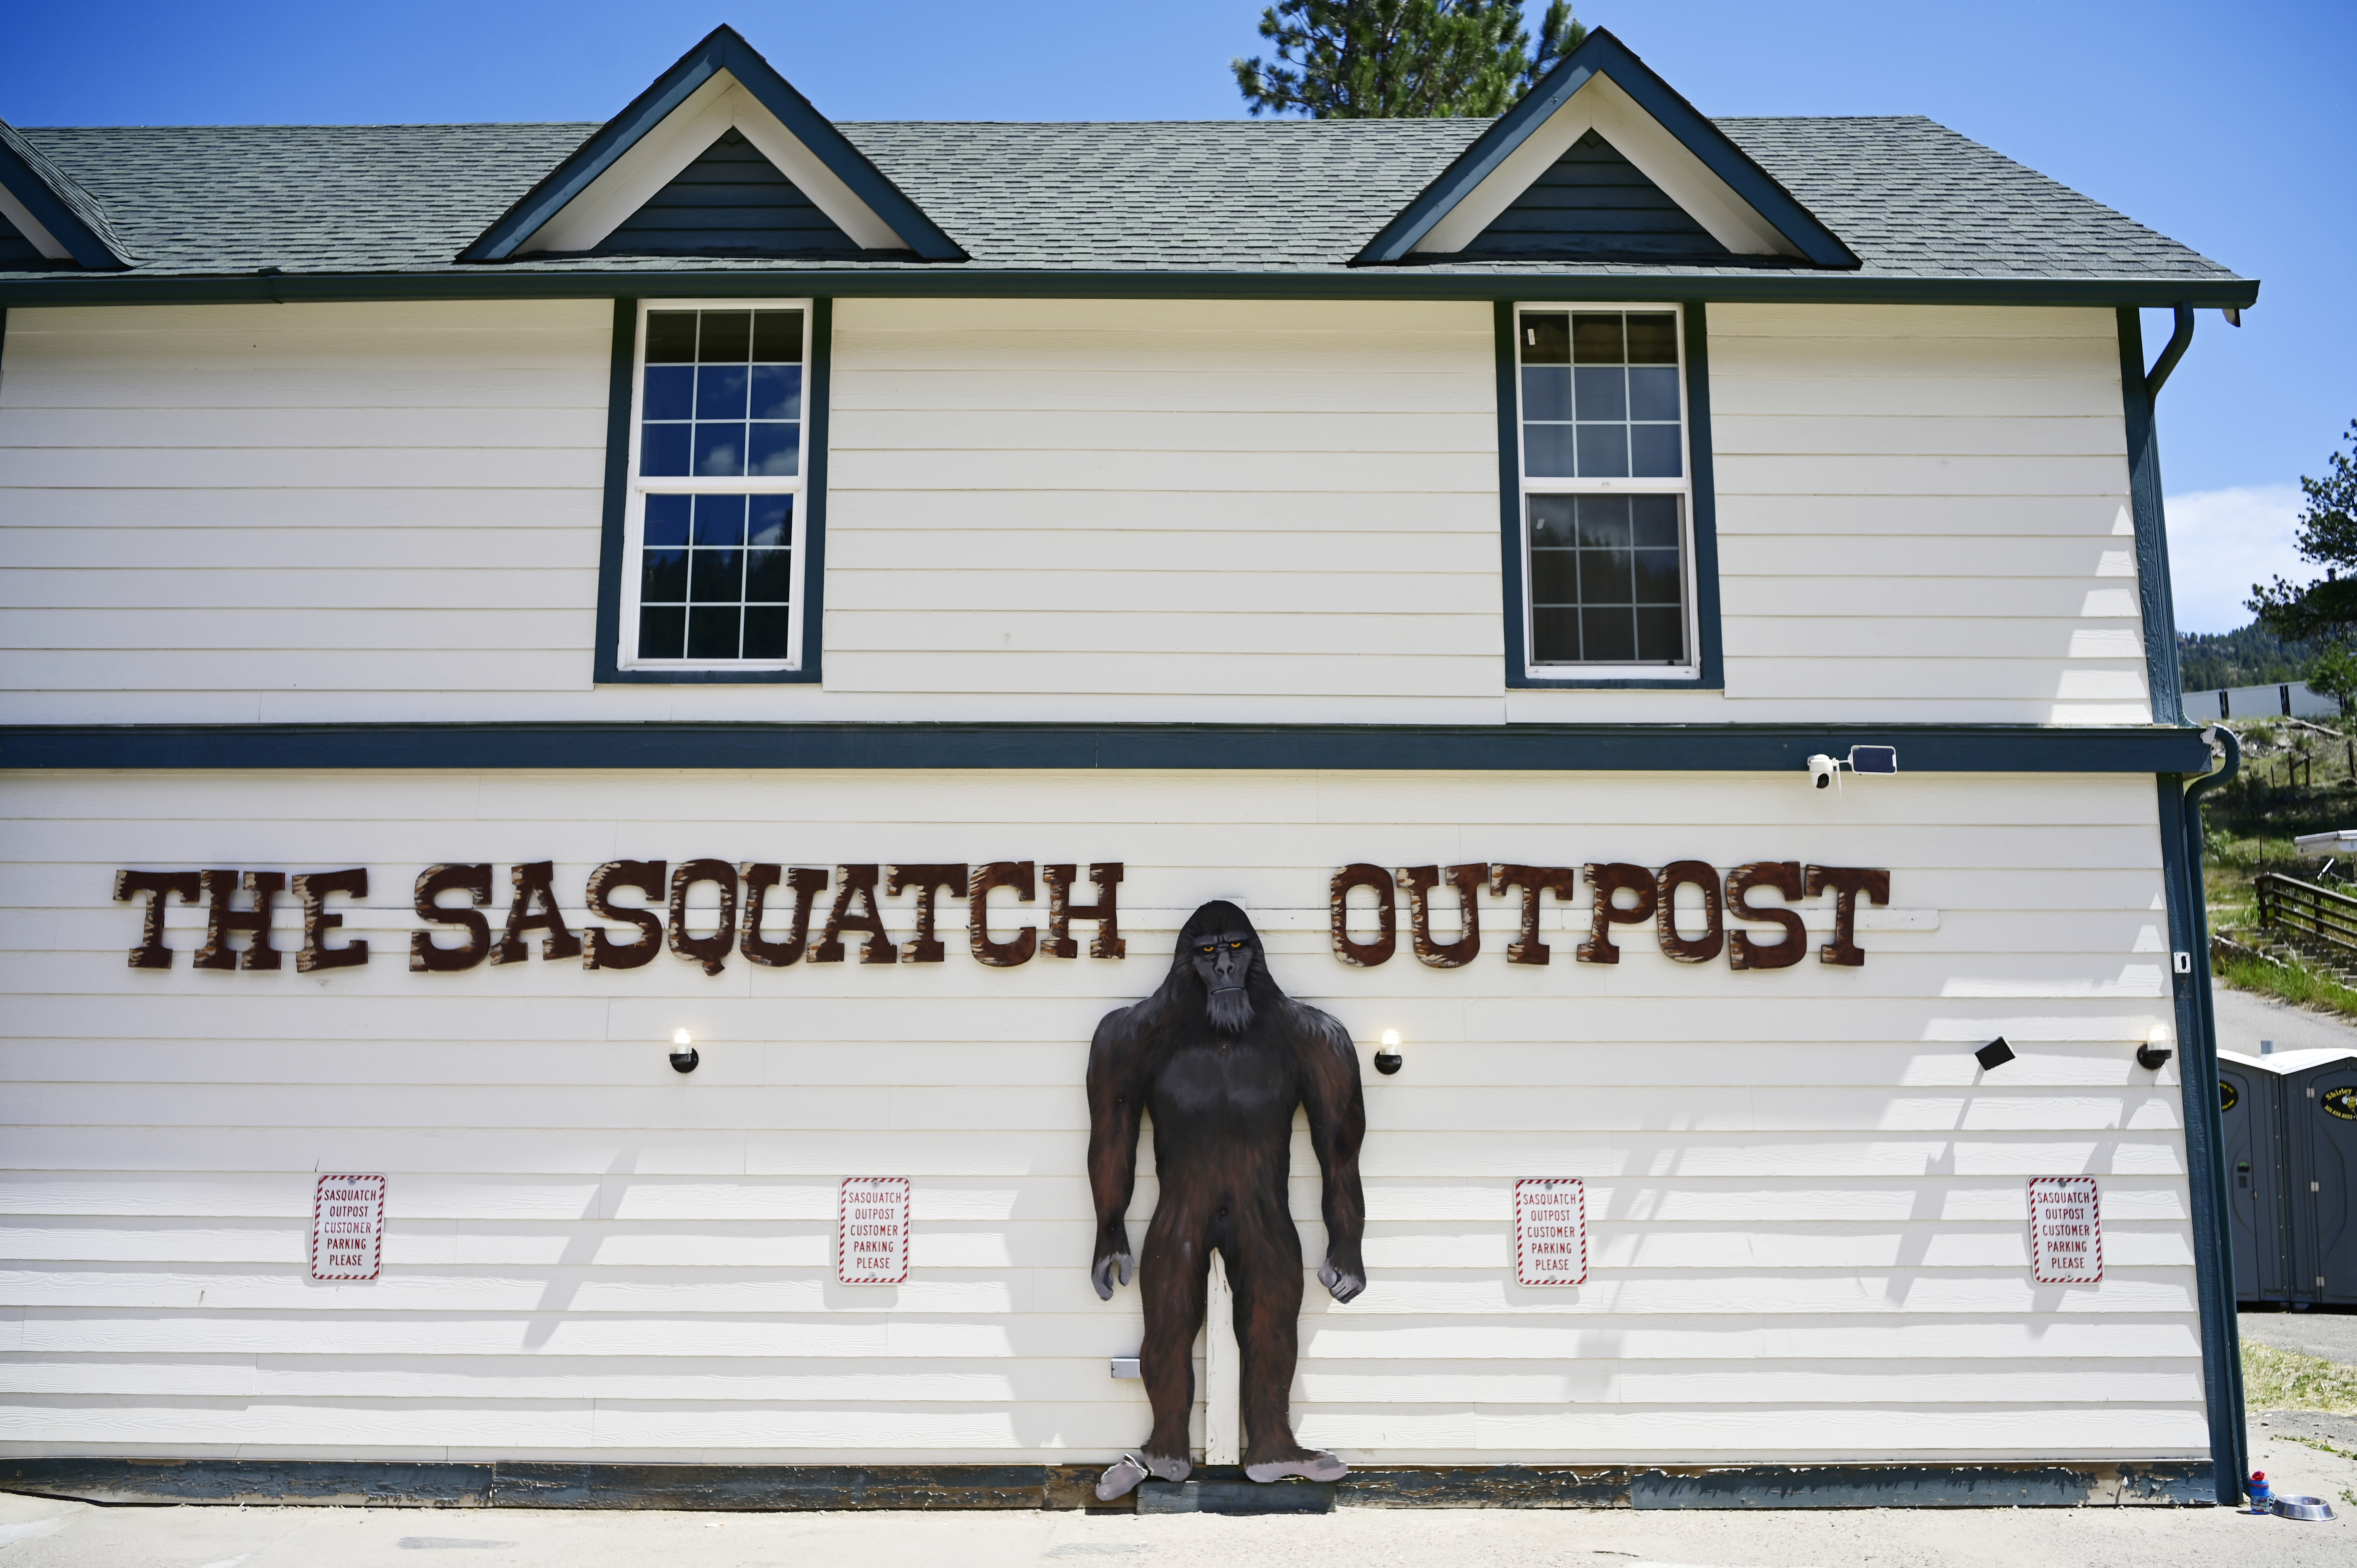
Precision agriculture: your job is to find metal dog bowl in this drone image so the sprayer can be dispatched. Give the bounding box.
[2271,1494,2338,1522]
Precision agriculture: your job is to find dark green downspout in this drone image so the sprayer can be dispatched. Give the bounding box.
[2165,727,2245,1503]
[2120,305,2193,723]
[2127,303,2244,1502]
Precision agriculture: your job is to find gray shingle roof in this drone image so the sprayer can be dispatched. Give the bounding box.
[4,115,2243,286]
[0,121,135,267]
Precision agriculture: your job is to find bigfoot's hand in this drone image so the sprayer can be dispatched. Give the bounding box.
[1092,1236,1136,1301]
[1318,1255,1365,1303]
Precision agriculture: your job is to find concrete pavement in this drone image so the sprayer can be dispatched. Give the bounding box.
[2211,978,2357,1059]
[0,1458,2349,1568]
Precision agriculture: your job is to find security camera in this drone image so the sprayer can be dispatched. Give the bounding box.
[1807,746,1897,790]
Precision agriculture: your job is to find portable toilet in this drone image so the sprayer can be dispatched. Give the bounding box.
[2220,1048,2357,1305]
[2220,1049,2294,1303]
[2283,1052,2357,1304]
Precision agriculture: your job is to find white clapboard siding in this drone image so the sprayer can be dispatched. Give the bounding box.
[1,298,2147,726]
[1681,304,2144,725]
[0,767,2206,1463]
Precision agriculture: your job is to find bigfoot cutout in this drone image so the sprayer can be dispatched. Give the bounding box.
[1086,901,1367,1499]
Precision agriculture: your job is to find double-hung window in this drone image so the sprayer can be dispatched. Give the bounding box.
[1510,304,1703,682]
[619,299,813,672]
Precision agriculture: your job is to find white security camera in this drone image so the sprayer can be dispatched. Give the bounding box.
[1807,746,1896,790]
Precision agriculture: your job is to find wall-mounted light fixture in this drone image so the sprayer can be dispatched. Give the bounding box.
[1975,1038,2015,1072]
[2136,1042,2174,1071]
[669,1028,699,1074]
[1374,1029,1403,1075]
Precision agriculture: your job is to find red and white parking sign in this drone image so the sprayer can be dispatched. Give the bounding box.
[837,1176,910,1284]
[1514,1178,1587,1286]
[2027,1176,2102,1284]
[310,1173,385,1281]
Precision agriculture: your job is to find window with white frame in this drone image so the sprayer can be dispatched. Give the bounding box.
[1513,305,1695,673]
[623,300,811,667]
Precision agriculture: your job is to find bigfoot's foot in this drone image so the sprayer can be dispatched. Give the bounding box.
[1095,1455,1148,1501]
[1096,1451,1192,1501]
[1245,1451,1348,1484]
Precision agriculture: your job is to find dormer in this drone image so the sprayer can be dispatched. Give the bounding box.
[1357,29,1854,268]
[0,121,132,270]
[462,25,963,262]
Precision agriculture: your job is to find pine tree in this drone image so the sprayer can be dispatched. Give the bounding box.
[2249,419,2357,645]
[1234,0,1587,119]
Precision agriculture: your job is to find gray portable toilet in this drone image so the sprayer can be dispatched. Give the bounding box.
[2219,1050,2294,1302]
[2222,1048,2357,1306]
[2284,1053,2357,1304]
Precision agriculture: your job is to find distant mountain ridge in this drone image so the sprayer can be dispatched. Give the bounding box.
[2179,622,2317,691]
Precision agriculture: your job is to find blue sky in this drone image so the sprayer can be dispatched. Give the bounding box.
[5,0,2348,631]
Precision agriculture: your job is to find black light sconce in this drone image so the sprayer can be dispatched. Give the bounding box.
[669,1028,700,1074]
[2136,1040,2174,1071]
[1975,1038,2015,1072]
[1374,1029,1403,1075]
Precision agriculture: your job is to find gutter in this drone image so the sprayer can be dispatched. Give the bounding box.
[0,268,2264,310]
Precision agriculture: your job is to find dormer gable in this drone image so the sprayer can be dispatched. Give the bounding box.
[0,120,133,270]
[1356,29,1854,268]
[595,127,862,257]
[462,25,963,262]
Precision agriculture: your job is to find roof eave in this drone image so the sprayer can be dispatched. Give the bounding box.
[0,266,2260,310]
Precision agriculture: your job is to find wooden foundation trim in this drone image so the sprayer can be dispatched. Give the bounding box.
[0,1458,2216,1512]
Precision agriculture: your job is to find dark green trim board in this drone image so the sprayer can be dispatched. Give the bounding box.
[589,298,637,683]
[2119,307,2188,725]
[0,722,2211,773]
[1498,300,1724,690]
[0,1455,2214,1511]
[591,298,831,685]
[0,270,2263,311]
[1354,30,1855,269]
[461,27,964,263]
[1684,302,1726,691]
[801,297,835,681]
[2161,732,2247,1506]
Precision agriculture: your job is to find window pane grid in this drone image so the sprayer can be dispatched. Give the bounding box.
[1518,310,1683,481]
[1517,308,1689,670]
[630,305,808,666]
[1527,494,1686,665]
[639,308,805,481]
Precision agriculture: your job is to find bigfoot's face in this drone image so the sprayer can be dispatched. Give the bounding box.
[1191,928,1256,1036]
